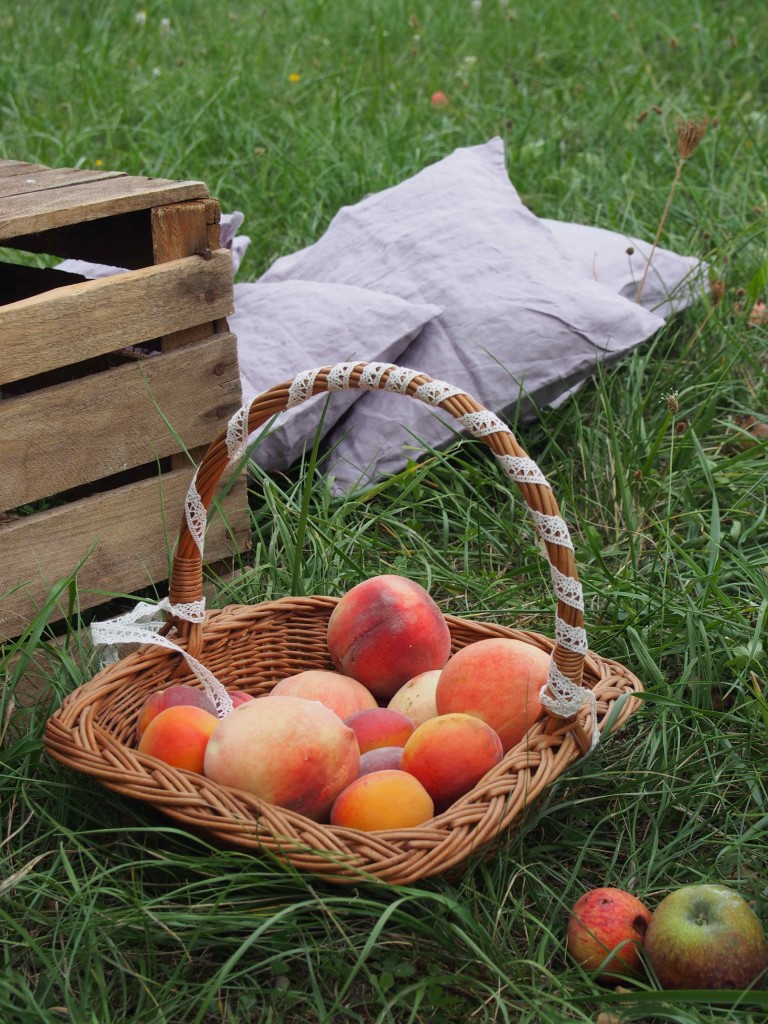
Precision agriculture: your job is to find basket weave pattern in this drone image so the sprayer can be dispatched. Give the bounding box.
[44,363,643,885]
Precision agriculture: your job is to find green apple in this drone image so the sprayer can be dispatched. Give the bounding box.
[645,884,768,990]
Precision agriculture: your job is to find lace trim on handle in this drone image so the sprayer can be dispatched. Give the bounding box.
[550,564,585,611]
[359,362,392,390]
[91,601,234,717]
[458,410,508,438]
[225,404,251,464]
[287,368,322,408]
[384,367,423,393]
[495,454,549,487]
[327,362,358,391]
[540,659,599,749]
[184,470,207,557]
[555,616,589,654]
[414,379,466,406]
[530,509,574,550]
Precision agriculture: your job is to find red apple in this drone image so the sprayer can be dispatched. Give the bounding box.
[566,887,652,981]
[644,884,768,990]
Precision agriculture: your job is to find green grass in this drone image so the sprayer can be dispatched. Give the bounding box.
[2,1,768,1021]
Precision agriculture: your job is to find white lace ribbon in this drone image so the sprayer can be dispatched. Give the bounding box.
[91,599,234,718]
[541,659,600,749]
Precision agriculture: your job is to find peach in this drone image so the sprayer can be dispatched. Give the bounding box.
[204,695,359,821]
[269,670,377,719]
[137,705,218,774]
[229,690,255,708]
[327,574,451,700]
[401,713,504,810]
[387,670,441,725]
[435,638,550,751]
[136,684,217,740]
[330,770,434,831]
[344,707,416,753]
[359,746,404,776]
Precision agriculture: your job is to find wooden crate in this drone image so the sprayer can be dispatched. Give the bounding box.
[0,159,251,639]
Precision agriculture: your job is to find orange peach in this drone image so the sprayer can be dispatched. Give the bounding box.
[344,707,416,753]
[387,670,441,725]
[401,713,504,810]
[435,638,550,751]
[136,684,217,740]
[359,746,404,776]
[137,704,219,774]
[327,574,451,700]
[269,670,377,719]
[203,695,359,821]
[330,770,434,831]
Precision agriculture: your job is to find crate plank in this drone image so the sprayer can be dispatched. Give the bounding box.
[0,467,250,640]
[1,332,241,510]
[0,161,47,178]
[0,249,234,384]
[0,167,125,199]
[0,175,208,239]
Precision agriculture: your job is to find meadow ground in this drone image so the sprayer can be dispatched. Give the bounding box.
[1,2,767,1021]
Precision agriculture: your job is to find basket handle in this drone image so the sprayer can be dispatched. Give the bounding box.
[168,362,589,720]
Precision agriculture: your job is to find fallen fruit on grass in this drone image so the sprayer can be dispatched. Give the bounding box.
[401,713,504,810]
[136,683,217,740]
[137,704,219,774]
[344,707,416,754]
[644,883,768,990]
[566,887,652,982]
[327,574,451,700]
[387,670,441,725]
[270,669,377,719]
[435,637,549,751]
[330,769,434,831]
[204,695,359,821]
[358,746,404,775]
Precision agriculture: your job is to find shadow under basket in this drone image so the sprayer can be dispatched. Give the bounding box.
[44,361,645,885]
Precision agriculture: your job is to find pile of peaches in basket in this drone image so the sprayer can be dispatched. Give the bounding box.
[135,574,551,830]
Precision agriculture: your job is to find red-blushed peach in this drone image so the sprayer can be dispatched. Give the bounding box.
[269,670,377,719]
[330,770,434,831]
[435,638,550,751]
[387,670,441,725]
[137,705,219,774]
[203,695,359,822]
[358,746,404,776]
[136,684,217,740]
[229,690,255,708]
[400,713,504,810]
[344,707,416,753]
[326,574,451,700]
[567,888,652,981]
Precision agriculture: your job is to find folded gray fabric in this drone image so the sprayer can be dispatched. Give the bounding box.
[258,137,702,493]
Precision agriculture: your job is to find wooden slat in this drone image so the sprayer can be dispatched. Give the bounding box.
[0,249,234,384]
[0,161,47,178]
[0,467,250,640]
[0,175,209,239]
[0,332,242,509]
[0,167,125,199]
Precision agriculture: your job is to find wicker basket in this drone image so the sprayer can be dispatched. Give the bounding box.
[44,362,644,885]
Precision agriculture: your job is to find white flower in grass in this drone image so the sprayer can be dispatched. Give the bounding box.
[160,17,171,35]
[135,9,147,25]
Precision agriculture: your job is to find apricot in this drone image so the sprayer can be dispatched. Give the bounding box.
[344,707,416,753]
[358,746,404,776]
[137,705,218,774]
[203,695,359,821]
[435,638,550,751]
[401,713,504,810]
[387,670,440,725]
[327,574,451,700]
[136,684,217,740]
[269,670,377,719]
[330,770,434,831]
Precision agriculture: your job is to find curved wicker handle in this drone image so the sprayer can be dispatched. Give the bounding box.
[169,362,587,694]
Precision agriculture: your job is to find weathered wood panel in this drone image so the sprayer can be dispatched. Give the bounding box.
[0,467,250,640]
[0,167,124,199]
[0,249,234,384]
[0,332,241,509]
[0,175,208,239]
